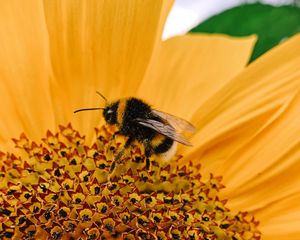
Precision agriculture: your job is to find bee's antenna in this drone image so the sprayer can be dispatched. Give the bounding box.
[74,107,104,114]
[96,91,107,102]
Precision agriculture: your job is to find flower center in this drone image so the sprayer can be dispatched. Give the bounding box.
[0,124,261,239]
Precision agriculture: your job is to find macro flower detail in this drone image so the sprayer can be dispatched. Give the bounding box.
[0,125,261,239]
[1,1,300,239]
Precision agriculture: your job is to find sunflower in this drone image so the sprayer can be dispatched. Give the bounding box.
[0,1,300,239]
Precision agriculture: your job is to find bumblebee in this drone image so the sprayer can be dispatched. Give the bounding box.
[75,92,196,172]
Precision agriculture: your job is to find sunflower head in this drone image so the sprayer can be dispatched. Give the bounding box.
[0,124,261,239]
[1,1,300,239]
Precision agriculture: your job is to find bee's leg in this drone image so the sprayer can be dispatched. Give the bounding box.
[144,142,153,171]
[111,131,120,141]
[145,158,151,171]
[109,137,134,173]
[107,131,121,156]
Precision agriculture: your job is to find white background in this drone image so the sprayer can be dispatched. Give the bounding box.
[163,0,296,39]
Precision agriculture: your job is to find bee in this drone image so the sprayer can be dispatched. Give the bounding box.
[74,92,196,172]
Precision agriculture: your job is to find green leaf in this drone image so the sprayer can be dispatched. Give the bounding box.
[190,3,300,62]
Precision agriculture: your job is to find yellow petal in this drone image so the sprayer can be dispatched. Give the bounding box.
[221,92,300,212]
[43,0,173,139]
[0,1,54,146]
[181,35,300,186]
[254,192,300,240]
[138,34,256,119]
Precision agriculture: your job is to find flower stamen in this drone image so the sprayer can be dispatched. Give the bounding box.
[0,124,261,239]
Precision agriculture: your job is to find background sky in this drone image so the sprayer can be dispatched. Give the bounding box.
[163,0,296,39]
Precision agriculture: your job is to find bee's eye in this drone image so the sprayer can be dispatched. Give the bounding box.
[107,109,113,115]
[104,108,114,123]
[103,105,117,125]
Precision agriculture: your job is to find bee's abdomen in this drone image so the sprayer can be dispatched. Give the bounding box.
[152,135,174,154]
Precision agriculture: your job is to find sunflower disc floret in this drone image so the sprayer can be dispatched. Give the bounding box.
[0,124,261,239]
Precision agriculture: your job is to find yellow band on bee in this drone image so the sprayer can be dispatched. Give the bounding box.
[150,134,166,148]
[117,99,127,125]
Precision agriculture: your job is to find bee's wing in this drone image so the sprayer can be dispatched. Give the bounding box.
[152,109,196,133]
[135,118,193,146]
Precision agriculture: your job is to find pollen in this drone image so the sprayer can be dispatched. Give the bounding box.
[0,124,261,239]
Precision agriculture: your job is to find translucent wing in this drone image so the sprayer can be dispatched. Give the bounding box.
[152,109,196,133]
[135,118,193,146]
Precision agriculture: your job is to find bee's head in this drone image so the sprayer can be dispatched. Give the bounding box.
[103,101,118,125]
[74,92,119,124]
